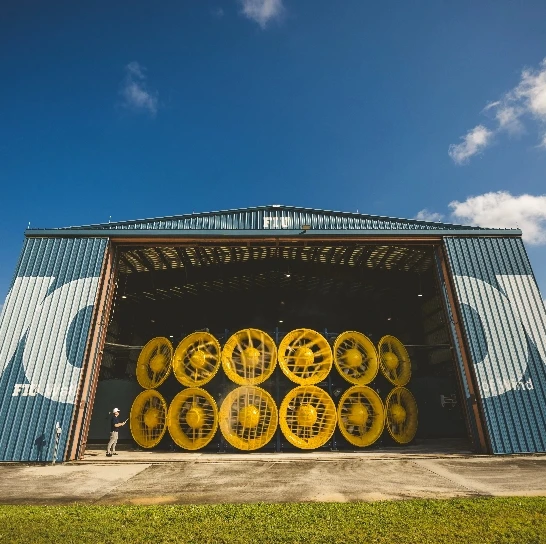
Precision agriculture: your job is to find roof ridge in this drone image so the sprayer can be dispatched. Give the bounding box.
[53,204,482,231]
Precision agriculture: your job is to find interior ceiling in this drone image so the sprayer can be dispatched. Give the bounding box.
[117,243,435,303]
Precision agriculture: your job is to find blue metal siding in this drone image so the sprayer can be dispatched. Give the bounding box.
[444,237,546,454]
[53,205,502,232]
[0,237,107,461]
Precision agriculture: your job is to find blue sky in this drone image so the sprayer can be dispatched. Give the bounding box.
[1,0,545,303]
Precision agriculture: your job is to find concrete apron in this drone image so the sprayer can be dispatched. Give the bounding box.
[1,450,546,505]
[79,438,474,464]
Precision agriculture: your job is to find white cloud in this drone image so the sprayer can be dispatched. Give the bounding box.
[415,209,444,222]
[120,62,158,117]
[238,0,284,28]
[495,105,524,134]
[450,57,546,163]
[449,191,546,244]
[448,125,493,164]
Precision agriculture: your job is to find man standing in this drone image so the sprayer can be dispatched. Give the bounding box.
[106,408,127,457]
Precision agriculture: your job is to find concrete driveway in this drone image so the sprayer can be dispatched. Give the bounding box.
[1,452,545,505]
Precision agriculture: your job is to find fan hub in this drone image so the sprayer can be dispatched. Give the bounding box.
[238,405,261,428]
[143,407,161,428]
[345,348,363,368]
[150,353,167,373]
[295,347,315,367]
[185,406,205,429]
[383,352,399,370]
[242,346,261,368]
[389,404,406,424]
[190,350,207,369]
[297,404,317,427]
[348,402,369,425]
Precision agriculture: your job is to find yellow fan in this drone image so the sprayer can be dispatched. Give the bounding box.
[278,329,333,385]
[130,389,168,448]
[279,386,337,449]
[173,332,221,387]
[167,387,218,450]
[219,386,278,451]
[333,331,379,385]
[222,329,277,385]
[378,335,411,386]
[337,386,385,447]
[385,387,418,444]
[136,337,173,389]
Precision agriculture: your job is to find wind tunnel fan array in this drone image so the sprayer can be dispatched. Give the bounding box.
[278,329,333,385]
[222,328,277,385]
[136,337,173,389]
[279,385,337,449]
[130,389,168,448]
[173,332,221,386]
[129,329,417,451]
[219,386,278,450]
[167,387,218,450]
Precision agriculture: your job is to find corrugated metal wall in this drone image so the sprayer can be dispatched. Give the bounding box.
[62,206,483,232]
[0,237,107,461]
[444,237,546,453]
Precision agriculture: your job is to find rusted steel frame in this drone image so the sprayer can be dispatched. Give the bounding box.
[436,245,489,454]
[67,244,117,460]
[64,243,113,460]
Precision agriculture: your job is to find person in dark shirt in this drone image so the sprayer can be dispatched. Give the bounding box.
[106,408,127,457]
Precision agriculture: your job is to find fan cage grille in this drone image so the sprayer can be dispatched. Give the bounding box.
[173,332,221,386]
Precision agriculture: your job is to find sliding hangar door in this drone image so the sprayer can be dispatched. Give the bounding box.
[0,206,545,461]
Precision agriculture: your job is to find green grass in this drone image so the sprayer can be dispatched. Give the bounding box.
[0,498,545,544]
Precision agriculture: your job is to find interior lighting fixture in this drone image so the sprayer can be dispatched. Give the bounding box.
[121,295,127,299]
[279,320,284,323]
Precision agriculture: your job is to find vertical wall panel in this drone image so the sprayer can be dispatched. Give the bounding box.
[444,236,546,453]
[0,237,107,461]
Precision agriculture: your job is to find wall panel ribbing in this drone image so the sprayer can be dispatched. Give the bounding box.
[444,237,546,453]
[0,237,107,461]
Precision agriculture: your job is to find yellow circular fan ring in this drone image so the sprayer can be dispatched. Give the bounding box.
[221,329,277,385]
[173,332,221,387]
[278,329,333,385]
[385,387,418,444]
[136,337,173,389]
[219,386,278,450]
[378,335,411,386]
[130,390,168,449]
[337,386,385,447]
[333,331,379,385]
[167,387,218,450]
[279,386,337,449]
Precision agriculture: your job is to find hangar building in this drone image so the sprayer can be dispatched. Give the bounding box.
[0,205,545,461]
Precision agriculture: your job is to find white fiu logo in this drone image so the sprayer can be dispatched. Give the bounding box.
[263,216,289,228]
[454,275,546,398]
[0,276,99,404]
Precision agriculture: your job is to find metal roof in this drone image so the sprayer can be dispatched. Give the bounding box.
[26,205,520,235]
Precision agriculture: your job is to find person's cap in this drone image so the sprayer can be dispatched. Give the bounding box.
[113,408,120,413]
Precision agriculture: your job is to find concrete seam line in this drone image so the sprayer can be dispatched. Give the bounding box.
[409,460,487,495]
[90,463,152,504]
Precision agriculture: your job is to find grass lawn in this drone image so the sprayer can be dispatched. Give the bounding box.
[0,497,545,543]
